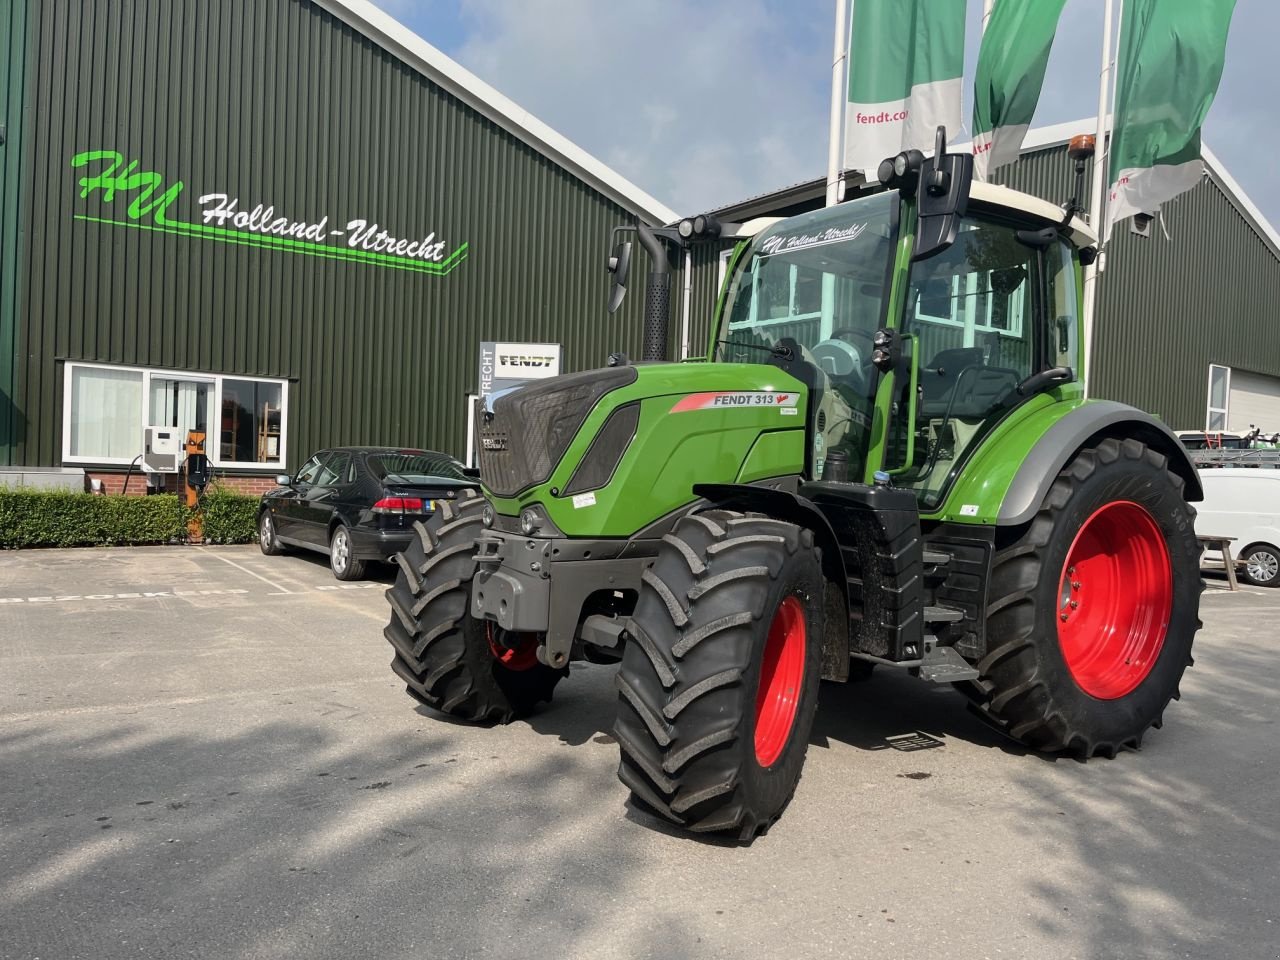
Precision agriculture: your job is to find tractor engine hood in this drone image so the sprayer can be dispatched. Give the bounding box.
[475,362,808,534]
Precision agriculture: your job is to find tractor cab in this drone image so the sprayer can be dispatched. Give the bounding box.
[715,150,1093,515]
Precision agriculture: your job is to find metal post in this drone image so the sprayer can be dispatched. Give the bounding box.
[982,0,994,33]
[825,0,850,207]
[1082,0,1116,398]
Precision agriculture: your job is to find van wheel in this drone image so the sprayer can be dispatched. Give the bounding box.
[1240,543,1280,587]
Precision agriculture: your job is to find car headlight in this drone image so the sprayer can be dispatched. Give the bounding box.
[482,502,495,528]
[520,507,543,535]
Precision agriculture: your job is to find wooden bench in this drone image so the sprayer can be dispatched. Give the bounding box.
[1198,535,1239,591]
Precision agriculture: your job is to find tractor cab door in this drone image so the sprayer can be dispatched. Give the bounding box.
[885,213,1080,510]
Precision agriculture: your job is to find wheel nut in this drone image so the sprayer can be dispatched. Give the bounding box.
[1072,581,1081,590]
[1070,600,1079,609]
[1061,613,1069,621]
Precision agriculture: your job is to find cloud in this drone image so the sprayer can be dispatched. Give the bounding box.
[449,0,831,216]
[394,1,1274,226]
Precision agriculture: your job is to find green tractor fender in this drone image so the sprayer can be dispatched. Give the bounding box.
[992,400,1203,526]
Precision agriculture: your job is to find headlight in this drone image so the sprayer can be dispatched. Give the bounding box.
[482,502,495,528]
[519,507,543,535]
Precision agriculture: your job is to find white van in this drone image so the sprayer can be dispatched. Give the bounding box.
[1195,468,1280,587]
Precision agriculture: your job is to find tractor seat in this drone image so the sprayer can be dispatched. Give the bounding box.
[920,347,1019,419]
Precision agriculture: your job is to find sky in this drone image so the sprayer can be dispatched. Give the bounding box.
[372,0,1274,225]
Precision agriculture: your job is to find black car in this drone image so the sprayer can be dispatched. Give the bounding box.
[257,447,478,580]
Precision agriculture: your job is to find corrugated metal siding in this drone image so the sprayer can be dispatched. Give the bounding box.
[1,0,29,466]
[8,0,662,469]
[999,142,1280,428]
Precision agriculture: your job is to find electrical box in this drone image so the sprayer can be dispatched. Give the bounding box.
[142,426,181,473]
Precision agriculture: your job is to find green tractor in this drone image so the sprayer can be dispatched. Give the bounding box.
[384,133,1202,840]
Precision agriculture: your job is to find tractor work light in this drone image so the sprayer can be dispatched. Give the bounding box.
[877,149,924,191]
[677,214,721,243]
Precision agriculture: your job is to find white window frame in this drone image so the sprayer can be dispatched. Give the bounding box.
[913,273,1024,341]
[62,360,289,470]
[1206,363,1231,431]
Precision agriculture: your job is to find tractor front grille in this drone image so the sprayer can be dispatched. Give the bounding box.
[476,366,638,498]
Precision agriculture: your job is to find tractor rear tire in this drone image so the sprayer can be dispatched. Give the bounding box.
[384,490,565,723]
[964,437,1201,756]
[614,511,824,841]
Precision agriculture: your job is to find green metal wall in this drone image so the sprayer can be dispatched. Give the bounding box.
[1,0,29,466]
[4,0,663,469]
[995,143,1280,429]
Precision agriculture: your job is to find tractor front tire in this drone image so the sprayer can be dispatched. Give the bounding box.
[384,490,565,723]
[614,511,824,841]
[967,437,1201,756]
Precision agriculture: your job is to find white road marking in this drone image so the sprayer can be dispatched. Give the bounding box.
[0,583,382,606]
[196,547,295,594]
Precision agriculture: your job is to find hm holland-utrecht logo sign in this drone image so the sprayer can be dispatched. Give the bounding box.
[69,150,468,277]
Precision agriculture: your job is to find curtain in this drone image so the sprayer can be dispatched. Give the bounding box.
[69,367,143,459]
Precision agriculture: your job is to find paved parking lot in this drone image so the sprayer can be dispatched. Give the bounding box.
[1,545,1277,960]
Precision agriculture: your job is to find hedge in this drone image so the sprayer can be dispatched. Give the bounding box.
[0,490,188,548]
[198,489,260,544]
[0,488,261,549]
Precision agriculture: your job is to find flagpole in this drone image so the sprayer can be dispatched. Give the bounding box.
[1082,0,1116,398]
[982,0,994,34]
[825,0,850,207]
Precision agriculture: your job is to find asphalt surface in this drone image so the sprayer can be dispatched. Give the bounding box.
[0,544,1276,960]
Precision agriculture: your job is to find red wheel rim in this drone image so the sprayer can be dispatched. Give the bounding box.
[754,595,807,767]
[1057,500,1173,699]
[486,623,539,672]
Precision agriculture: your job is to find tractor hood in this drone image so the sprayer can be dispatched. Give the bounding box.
[476,362,808,536]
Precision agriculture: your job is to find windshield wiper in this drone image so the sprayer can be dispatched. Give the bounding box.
[716,340,794,361]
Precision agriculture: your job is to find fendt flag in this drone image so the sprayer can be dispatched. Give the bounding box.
[843,0,966,174]
[1106,0,1237,238]
[971,0,1068,180]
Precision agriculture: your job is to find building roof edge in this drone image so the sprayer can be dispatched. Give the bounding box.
[314,0,680,225]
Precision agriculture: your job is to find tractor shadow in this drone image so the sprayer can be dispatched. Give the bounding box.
[810,670,1033,757]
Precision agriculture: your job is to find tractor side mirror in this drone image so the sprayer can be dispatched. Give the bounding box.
[606,240,633,314]
[912,126,974,263]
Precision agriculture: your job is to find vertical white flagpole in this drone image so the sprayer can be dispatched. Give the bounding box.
[982,0,994,34]
[825,0,850,207]
[1082,0,1115,398]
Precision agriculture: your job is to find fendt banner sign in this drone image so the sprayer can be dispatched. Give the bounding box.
[476,341,562,405]
[469,341,562,466]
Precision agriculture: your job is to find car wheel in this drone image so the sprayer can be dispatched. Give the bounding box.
[259,510,285,556]
[1240,543,1280,587]
[329,523,368,581]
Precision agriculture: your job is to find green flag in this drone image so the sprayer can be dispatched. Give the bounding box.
[1107,0,1237,237]
[844,0,966,174]
[971,0,1068,180]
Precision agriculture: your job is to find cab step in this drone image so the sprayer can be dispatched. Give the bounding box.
[922,548,952,567]
[919,643,979,683]
[923,604,965,623]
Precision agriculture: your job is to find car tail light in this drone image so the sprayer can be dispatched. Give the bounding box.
[372,496,427,514]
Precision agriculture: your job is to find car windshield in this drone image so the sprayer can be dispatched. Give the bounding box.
[717,192,897,370]
[368,451,467,484]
